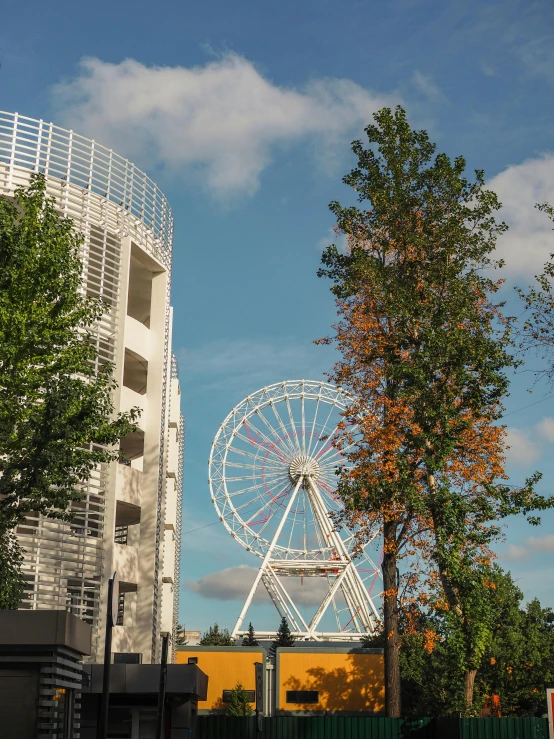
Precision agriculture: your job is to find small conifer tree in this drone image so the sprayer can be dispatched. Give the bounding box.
[242,622,259,646]
[226,682,254,716]
[270,616,295,657]
[199,622,234,646]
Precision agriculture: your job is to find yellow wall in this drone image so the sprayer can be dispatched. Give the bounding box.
[175,648,263,712]
[278,651,385,713]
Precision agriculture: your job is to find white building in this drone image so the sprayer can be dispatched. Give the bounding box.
[0,111,183,664]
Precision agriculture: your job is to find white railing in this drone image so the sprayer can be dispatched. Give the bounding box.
[0,110,173,268]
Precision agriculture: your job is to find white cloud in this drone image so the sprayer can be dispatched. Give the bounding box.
[526,534,554,553]
[412,72,446,103]
[179,337,335,395]
[488,154,554,277]
[518,36,554,83]
[535,416,554,443]
[185,564,339,607]
[317,226,348,253]
[52,55,396,200]
[502,543,530,562]
[185,564,263,601]
[506,426,541,466]
[500,534,554,563]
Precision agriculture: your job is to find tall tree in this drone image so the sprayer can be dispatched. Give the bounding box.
[200,623,235,646]
[0,175,138,606]
[318,106,552,715]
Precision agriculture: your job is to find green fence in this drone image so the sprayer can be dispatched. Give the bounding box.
[196,716,549,739]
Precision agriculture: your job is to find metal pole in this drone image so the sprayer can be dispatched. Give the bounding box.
[155,633,169,739]
[97,576,116,739]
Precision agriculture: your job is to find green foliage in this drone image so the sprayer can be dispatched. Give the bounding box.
[517,202,554,384]
[200,623,234,646]
[401,568,554,717]
[0,531,24,609]
[176,624,188,645]
[270,616,295,657]
[0,174,139,603]
[225,682,254,717]
[242,622,259,646]
[318,105,553,712]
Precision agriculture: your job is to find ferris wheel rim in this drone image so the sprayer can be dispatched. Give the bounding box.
[209,379,359,560]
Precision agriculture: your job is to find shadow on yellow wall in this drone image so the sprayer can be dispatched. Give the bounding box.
[281,653,385,713]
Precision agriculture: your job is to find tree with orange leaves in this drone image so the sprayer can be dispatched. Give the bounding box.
[318,106,553,715]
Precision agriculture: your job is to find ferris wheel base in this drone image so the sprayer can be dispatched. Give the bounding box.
[233,631,371,642]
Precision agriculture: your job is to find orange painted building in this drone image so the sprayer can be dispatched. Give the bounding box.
[276,647,384,715]
[175,646,265,714]
[176,645,384,715]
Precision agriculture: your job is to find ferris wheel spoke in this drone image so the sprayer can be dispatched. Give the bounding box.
[226,477,285,499]
[306,394,322,458]
[317,434,356,468]
[256,407,297,459]
[312,401,336,456]
[284,396,302,456]
[236,418,292,461]
[232,431,289,467]
[270,401,299,458]
[248,481,294,531]
[301,392,306,455]
[302,489,308,553]
[227,445,284,469]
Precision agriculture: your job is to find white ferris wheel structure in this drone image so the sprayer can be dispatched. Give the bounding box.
[209,380,382,641]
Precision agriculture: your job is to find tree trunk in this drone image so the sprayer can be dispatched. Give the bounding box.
[464,668,477,710]
[382,519,401,717]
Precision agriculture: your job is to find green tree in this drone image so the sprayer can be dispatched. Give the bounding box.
[0,532,24,609]
[242,622,259,646]
[318,106,552,714]
[225,682,254,717]
[270,616,295,657]
[176,624,188,646]
[401,567,554,717]
[200,623,234,646]
[0,175,138,606]
[517,203,554,383]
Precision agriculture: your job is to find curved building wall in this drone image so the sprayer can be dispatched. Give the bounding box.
[0,111,183,663]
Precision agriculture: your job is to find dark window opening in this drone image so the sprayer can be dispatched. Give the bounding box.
[114,653,142,664]
[286,690,319,704]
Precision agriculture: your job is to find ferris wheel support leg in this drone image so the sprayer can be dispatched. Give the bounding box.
[306,567,348,638]
[266,565,310,634]
[306,477,379,635]
[232,477,304,639]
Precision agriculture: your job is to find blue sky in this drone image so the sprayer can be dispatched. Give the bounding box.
[2,0,554,633]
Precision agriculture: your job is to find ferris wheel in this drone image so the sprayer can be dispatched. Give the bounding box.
[209,380,382,641]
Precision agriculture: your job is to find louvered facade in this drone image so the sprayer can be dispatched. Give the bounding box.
[0,111,183,664]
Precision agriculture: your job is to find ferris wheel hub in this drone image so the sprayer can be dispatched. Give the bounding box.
[288,454,321,486]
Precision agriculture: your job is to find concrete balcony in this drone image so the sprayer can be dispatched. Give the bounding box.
[120,386,146,430]
[125,315,150,360]
[168,378,181,429]
[166,427,178,478]
[162,530,175,583]
[113,542,138,587]
[115,465,142,508]
[164,477,177,530]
